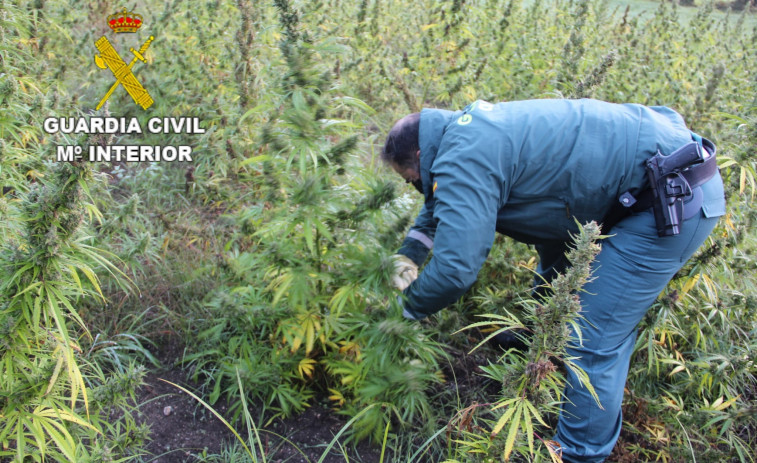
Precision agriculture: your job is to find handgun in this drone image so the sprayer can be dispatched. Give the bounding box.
[646,142,705,237]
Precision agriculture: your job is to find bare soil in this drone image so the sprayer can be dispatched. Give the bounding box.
[136,338,383,463]
[134,333,645,462]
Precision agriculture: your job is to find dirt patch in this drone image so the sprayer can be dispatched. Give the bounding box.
[136,338,382,463]
[133,331,553,462]
[133,333,663,463]
[137,367,235,462]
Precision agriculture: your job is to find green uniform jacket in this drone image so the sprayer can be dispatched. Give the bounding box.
[398,98,725,319]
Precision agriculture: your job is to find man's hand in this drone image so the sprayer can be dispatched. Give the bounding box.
[392,254,418,291]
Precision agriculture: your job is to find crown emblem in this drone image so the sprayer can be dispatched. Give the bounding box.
[107,8,143,33]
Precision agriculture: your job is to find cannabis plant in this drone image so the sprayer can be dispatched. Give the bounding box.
[0,3,148,459]
[450,221,603,461]
[185,0,444,442]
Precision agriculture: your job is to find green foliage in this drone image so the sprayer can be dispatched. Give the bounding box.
[177,0,756,459]
[5,0,757,460]
[0,149,146,460]
[184,0,443,444]
[0,2,150,460]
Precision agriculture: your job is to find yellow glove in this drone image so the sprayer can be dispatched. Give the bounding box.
[392,254,418,291]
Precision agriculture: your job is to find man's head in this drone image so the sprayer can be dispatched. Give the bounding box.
[382,112,423,194]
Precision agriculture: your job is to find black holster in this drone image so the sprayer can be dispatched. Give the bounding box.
[603,138,718,236]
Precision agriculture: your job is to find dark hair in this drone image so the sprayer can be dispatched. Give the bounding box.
[381,112,420,169]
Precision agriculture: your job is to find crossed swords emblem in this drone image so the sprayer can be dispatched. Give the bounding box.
[94,35,154,110]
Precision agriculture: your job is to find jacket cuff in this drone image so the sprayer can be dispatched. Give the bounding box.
[397,234,432,267]
[402,307,421,320]
[398,295,423,320]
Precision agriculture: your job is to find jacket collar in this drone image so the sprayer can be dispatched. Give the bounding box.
[418,108,456,201]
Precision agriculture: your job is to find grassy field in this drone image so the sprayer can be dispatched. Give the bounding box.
[2,0,756,461]
[611,0,757,23]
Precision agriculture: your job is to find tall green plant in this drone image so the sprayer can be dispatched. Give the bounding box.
[450,221,603,461]
[0,155,147,460]
[186,0,444,442]
[0,2,148,459]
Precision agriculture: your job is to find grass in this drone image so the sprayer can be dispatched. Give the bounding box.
[609,0,757,25]
[4,0,755,460]
[513,0,757,28]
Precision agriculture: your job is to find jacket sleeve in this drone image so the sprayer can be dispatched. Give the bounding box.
[397,201,437,266]
[402,138,504,319]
